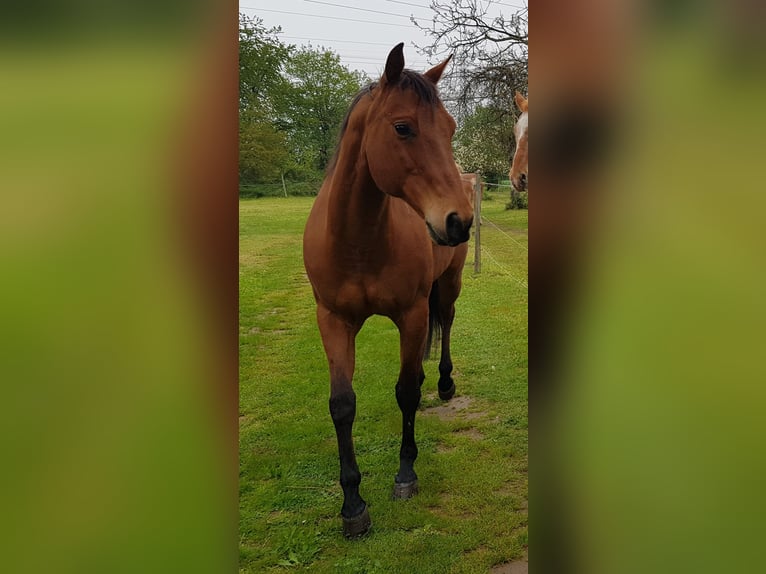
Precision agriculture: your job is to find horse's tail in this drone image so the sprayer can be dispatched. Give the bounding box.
[425,281,442,360]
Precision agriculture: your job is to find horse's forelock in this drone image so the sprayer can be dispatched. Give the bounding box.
[396,69,440,105]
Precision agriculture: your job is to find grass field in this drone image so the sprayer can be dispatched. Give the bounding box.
[239,195,527,573]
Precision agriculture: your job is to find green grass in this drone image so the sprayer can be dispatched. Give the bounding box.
[240,196,527,573]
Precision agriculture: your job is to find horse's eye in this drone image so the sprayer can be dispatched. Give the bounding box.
[394,123,412,137]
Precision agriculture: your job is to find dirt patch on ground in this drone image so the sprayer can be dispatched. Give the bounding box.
[430,493,473,520]
[452,427,484,441]
[494,481,527,502]
[422,395,483,421]
[247,326,290,335]
[491,560,528,574]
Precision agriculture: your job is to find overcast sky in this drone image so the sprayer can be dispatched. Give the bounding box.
[239,0,527,79]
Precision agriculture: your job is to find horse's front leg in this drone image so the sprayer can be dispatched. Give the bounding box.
[392,300,429,499]
[316,305,370,538]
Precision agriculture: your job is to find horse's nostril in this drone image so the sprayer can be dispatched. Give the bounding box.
[520,173,527,185]
[445,212,470,244]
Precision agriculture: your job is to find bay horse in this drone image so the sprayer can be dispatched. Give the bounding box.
[303,43,473,538]
[510,91,528,192]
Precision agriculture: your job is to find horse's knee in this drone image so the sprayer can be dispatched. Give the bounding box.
[395,382,421,411]
[329,390,356,425]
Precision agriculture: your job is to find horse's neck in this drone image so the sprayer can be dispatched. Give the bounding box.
[326,149,391,247]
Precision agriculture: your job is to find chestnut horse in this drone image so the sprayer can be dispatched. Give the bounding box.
[303,43,473,538]
[510,91,528,191]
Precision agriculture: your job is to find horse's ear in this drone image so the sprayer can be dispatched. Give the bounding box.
[382,42,405,86]
[424,54,452,84]
[514,91,528,113]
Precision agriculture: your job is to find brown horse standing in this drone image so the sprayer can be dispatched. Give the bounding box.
[510,91,528,191]
[303,44,473,538]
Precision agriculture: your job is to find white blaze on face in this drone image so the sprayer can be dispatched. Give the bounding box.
[515,112,528,141]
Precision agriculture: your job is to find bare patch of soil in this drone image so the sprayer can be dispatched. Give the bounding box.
[247,326,289,335]
[490,560,528,574]
[453,427,484,441]
[422,395,483,421]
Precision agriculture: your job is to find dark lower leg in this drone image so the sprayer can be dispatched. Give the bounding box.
[329,389,366,519]
[395,380,421,485]
[393,303,428,497]
[437,305,456,399]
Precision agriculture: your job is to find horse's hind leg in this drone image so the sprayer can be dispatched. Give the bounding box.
[435,259,465,401]
[316,305,370,538]
[437,302,457,400]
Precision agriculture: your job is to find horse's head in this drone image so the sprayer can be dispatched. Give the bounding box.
[510,91,528,192]
[363,43,473,246]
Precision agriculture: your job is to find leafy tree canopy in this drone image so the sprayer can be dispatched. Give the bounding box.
[414,0,528,122]
[454,105,515,181]
[280,47,367,171]
[239,13,290,119]
[238,15,366,184]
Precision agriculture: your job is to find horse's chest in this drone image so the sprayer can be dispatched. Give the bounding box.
[323,263,425,319]
[364,273,418,313]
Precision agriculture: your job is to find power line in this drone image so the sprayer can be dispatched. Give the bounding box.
[489,1,528,8]
[303,0,412,19]
[278,36,397,47]
[342,58,430,65]
[239,6,415,28]
[381,0,432,8]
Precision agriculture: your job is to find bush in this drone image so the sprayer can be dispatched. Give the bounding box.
[506,190,528,210]
[239,178,322,198]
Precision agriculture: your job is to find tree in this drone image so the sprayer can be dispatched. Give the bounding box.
[413,1,528,121]
[238,13,290,117]
[239,120,290,184]
[280,47,366,172]
[454,105,515,181]
[238,17,368,186]
[238,13,292,185]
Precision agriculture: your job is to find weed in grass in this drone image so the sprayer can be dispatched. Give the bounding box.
[273,524,323,567]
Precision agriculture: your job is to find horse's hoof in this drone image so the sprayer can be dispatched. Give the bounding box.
[392,479,419,500]
[438,382,456,401]
[342,506,371,539]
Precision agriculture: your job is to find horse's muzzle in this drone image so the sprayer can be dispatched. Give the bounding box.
[445,212,473,245]
[512,173,527,192]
